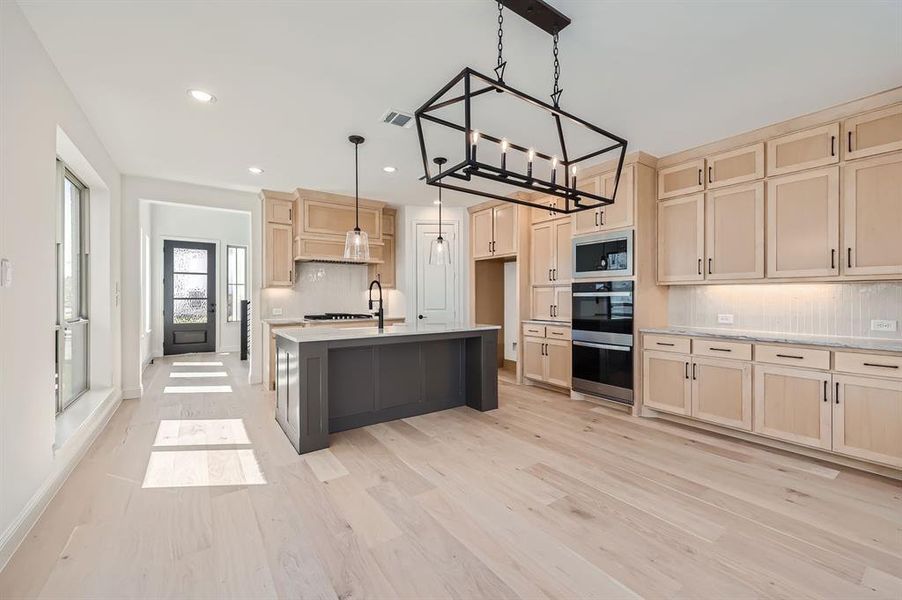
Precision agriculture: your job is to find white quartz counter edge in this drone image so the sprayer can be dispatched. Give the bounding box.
[275,324,501,343]
[263,316,404,325]
[640,327,902,353]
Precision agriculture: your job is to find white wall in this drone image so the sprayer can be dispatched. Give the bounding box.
[149,202,251,355]
[261,262,383,319]
[121,176,262,392]
[503,261,518,361]
[0,1,122,568]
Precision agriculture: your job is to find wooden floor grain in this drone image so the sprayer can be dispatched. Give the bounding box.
[1,353,901,599]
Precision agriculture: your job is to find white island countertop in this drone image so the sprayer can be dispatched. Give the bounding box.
[275,323,501,344]
[640,327,902,353]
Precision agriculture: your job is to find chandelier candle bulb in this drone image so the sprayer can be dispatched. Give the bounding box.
[500,138,509,171]
[570,165,578,190]
[527,148,535,178]
[551,155,558,185]
[471,130,480,163]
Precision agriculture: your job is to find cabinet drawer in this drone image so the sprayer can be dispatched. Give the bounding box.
[755,344,830,370]
[545,325,571,341]
[522,323,546,338]
[834,352,902,379]
[692,339,752,361]
[643,334,690,354]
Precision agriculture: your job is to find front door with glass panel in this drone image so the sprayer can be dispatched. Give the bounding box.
[163,240,216,354]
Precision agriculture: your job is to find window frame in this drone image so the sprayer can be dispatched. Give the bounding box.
[226,245,247,323]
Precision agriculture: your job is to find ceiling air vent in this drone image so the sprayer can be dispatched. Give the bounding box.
[381,109,414,129]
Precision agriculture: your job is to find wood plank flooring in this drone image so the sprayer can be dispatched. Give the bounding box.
[1,352,901,599]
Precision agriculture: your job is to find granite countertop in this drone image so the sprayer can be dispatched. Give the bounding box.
[263,316,405,325]
[522,320,571,327]
[640,326,902,353]
[275,323,500,344]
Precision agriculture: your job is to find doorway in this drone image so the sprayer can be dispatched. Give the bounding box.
[163,240,216,354]
[415,221,459,324]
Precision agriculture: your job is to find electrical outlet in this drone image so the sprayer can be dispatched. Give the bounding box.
[272,307,283,316]
[871,319,897,332]
[717,313,734,325]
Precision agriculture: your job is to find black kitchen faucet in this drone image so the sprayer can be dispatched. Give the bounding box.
[368,279,384,331]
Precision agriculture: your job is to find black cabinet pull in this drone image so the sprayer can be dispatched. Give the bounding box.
[863,362,899,369]
[656,342,675,347]
[848,130,853,153]
[692,363,697,380]
[776,354,804,360]
[595,212,599,227]
[548,269,553,282]
[835,382,840,405]
[823,380,828,403]
[600,211,604,226]
[830,135,835,157]
[697,258,702,275]
[552,268,557,280]
[708,166,713,184]
[709,347,732,352]
[698,169,702,186]
[847,248,852,268]
[708,258,713,275]
[831,249,836,270]
[685,362,689,379]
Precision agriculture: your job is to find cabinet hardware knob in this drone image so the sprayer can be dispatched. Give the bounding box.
[830,135,835,157]
[863,362,899,369]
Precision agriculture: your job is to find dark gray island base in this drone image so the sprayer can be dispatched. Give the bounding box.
[273,324,500,454]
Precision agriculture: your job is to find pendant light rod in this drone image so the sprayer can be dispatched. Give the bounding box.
[349,134,365,231]
[433,157,447,239]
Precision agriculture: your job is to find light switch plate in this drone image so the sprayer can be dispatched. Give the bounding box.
[717,313,734,325]
[272,308,283,316]
[871,319,897,332]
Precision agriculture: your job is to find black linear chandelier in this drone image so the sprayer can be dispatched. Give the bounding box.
[415,0,627,214]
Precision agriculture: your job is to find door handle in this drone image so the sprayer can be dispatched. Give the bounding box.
[573,341,631,351]
[210,303,216,313]
[418,314,426,320]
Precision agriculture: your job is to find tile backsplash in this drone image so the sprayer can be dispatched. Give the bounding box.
[262,262,391,318]
[668,282,902,340]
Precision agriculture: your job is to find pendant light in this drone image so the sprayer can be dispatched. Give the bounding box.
[343,135,370,261]
[429,157,450,266]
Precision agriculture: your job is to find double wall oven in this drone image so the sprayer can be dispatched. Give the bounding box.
[571,280,634,405]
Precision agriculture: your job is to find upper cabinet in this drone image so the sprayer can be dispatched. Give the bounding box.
[767,123,839,176]
[842,153,902,276]
[266,197,294,225]
[369,208,396,287]
[573,165,635,235]
[766,166,839,278]
[705,182,764,280]
[657,194,704,283]
[301,197,382,242]
[263,193,296,288]
[706,143,764,189]
[843,104,902,161]
[658,158,706,200]
[531,218,571,285]
[531,195,568,223]
[472,203,518,260]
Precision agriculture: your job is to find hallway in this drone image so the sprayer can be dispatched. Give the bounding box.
[2,354,902,599]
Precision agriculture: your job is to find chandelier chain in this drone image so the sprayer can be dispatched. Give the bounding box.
[552,31,561,104]
[497,2,504,68]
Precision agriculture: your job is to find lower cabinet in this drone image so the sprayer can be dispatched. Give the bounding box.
[643,351,692,416]
[833,375,902,468]
[691,357,753,431]
[523,325,571,388]
[532,285,570,322]
[753,365,832,450]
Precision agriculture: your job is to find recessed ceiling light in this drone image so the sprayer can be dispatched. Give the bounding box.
[248,166,264,175]
[383,166,397,173]
[187,89,216,103]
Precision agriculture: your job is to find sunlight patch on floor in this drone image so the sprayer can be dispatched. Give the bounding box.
[142,449,266,488]
[163,385,232,394]
[153,419,250,447]
[171,361,223,367]
[169,371,228,378]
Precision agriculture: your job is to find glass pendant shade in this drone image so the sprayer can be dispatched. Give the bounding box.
[343,227,370,261]
[429,236,449,265]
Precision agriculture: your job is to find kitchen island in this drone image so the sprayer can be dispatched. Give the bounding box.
[274,323,500,454]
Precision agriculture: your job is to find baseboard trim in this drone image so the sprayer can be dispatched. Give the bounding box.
[0,388,123,571]
[122,387,142,399]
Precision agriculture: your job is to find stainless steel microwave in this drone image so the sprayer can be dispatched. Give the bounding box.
[572,230,633,278]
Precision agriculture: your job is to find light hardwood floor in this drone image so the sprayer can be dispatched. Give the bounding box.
[2,353,901,599]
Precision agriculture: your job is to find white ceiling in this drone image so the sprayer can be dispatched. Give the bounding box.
[18,0,902,206]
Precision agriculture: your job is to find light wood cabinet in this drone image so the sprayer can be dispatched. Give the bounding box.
[766,166,839,278]
[572,176,601,235]
[473,204,518,259]
[704,182,764,280]
[531,285,569,322]
[302,198,381,241]
[690,357,752,431]
[266,223,294,287]
[643,351,692,416]
[842,152,902,276]
[658,158,705,200]
[767,123,839,176]
[553,286,571,321]
[531,195,566,223]
[706,143,764,189]
[369,235,395,287]
[573,166,635,235]
[753,365,832,450]
[843,104,902,161]
[833,374,902,468]
[523,326,571,388]
[266,197,294,225]
[657,194,705,283]
[530,219,570,285]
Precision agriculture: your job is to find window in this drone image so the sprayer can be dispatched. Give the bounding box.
[56,160,90,413]
[143,232,151,333]
[226,245,247,323]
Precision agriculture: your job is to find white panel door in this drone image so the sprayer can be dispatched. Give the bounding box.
[416,222,458,324]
